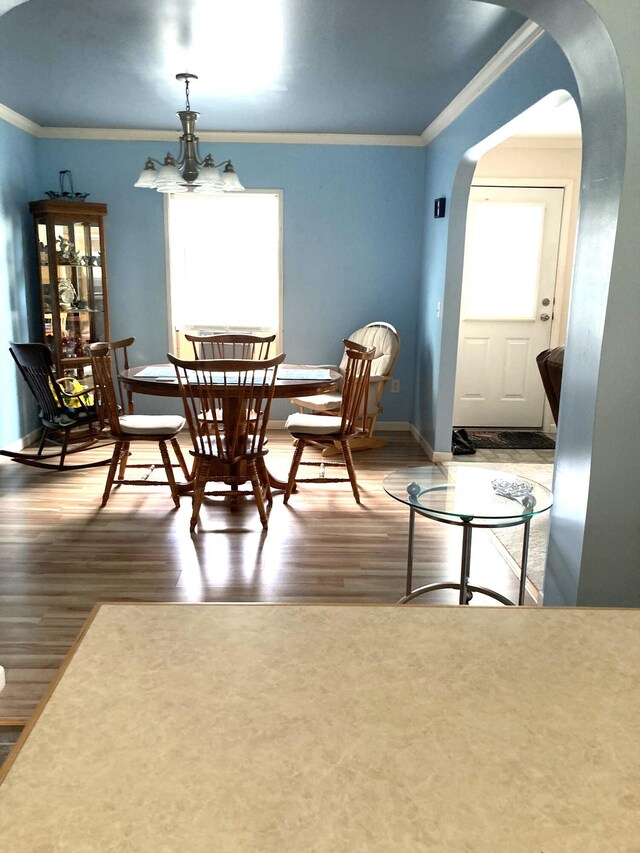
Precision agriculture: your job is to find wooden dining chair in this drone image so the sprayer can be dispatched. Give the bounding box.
[168,351,285,531]
[284,340,375,504]
[185,332,276,360]
[290,321,400,454]
[184,334,276,428]
[90,342,190,508]
[4,342,108,470]
[107,336,136,415]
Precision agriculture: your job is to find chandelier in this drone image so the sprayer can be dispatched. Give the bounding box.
[134,73,244,194]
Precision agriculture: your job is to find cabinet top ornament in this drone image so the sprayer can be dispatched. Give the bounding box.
[45,170,89,202]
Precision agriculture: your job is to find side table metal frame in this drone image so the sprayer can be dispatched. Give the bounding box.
[399,503,532,606]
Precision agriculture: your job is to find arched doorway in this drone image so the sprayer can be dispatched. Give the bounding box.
[452,92,580,434]
[441,0,631,605]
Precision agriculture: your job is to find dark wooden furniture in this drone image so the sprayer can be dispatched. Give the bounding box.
[284,341,375,504]
[119,363,340,491]
[291,321,401,455]
[4,342,107,470]
[119,364,340,403]
[89,343,189,508]
[536,345,564,426]
[168,352,286,530]
[185,332,276,360]
[30,200,109,379]
[107,336,136,415]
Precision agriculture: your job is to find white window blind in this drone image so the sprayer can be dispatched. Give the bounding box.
[167,192,282,336]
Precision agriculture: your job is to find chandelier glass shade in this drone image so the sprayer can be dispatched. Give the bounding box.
[134,73,244,195]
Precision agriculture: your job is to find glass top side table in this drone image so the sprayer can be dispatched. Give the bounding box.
[383,465,553,606]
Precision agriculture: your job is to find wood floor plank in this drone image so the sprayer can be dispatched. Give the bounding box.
[0,430,534,719]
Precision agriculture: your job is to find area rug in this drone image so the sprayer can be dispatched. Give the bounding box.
[470,462,554,601]
[467,430,555,450]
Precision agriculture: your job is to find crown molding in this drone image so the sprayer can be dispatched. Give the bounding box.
[0,113,423,147]
[0,101,40,135]
[42,127,424,147]
[421,20,545,145]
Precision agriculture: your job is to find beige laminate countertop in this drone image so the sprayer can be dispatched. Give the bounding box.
[0,603,638,851]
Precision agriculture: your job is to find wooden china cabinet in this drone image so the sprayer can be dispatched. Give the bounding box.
[29,199,110,377]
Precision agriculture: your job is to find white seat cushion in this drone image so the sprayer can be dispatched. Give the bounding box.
[285,412,342,435]
[118,414,186,436]
[292,378,384,417]
[291,392,341,411]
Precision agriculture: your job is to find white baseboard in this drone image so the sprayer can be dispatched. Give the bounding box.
[409,424,453,463]
[268,420,412,431]
[268,420,453,462]
[0,427,41,464]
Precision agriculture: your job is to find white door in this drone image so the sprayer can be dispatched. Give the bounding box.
[453,185,563,428]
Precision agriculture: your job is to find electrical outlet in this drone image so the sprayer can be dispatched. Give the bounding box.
[391,379,400,394]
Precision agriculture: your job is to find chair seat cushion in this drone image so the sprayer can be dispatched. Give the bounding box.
[292,386,382,417]
[285,413,342,435]
[119,414,186,436]
[290,392,342,412]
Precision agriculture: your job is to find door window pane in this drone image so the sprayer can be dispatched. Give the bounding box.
[462,201,545,320]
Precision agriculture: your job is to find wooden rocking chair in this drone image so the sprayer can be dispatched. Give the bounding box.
[2,342,109,470]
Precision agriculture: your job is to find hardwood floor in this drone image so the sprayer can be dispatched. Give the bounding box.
[0,430,534,721]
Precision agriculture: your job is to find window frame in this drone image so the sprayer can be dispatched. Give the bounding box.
[164,189,284,358]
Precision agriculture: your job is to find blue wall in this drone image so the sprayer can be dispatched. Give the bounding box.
[416,34,579,452]
[34,140,425,420]
[4,33,578,446]
[0,119,40,448]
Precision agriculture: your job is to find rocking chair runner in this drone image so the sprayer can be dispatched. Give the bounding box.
[4,342,108,470]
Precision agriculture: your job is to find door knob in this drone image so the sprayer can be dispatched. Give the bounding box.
[540,313,550,321]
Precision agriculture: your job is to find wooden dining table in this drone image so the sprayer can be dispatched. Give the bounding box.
[119,362,341,491]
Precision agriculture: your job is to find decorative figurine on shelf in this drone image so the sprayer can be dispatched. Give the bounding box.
[58,279,77,309]
[56,236,81,265]
[45,170,90,202]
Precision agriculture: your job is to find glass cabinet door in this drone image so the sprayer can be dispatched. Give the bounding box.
[30,201,109,377]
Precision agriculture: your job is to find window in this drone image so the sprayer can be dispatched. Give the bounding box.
[167,191,282,356]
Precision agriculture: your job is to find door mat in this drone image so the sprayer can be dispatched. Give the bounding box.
[467,431,555,450]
